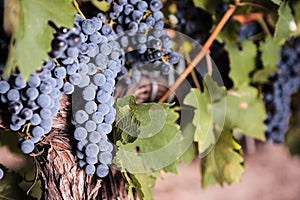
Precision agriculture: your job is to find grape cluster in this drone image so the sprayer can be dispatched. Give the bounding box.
[0,60,65,154]
[62,14,123,178]
[101,0,179,83]
[0,0,179,178]
[263,36,300,143]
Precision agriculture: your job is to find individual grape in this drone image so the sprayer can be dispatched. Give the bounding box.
[77,139,88,151]
[88,131,102,143]
[85,164,96,175]
[93,73,106,86]
[0,167,4,180]
[85,120,97,132]
[54,67,67,79]
[87,63,98,75]
[101,24,113,36]
[11,114,25,126]
[78,75,90,88]
[25,87,39,100]
[7,89,20,102]
[69,73,82,86]
[104,113,115,124]
[79,160,87,168]
[150,0,163,11]
[98,151,112,165]
[82,86,96,101]
[10,124,21,131]
[30,113,42,126]
[37,94,51,108]
[85,143,100,157]
[137,1,148,12]
[86,156,98,165]
[74,110,89,124]
[63,82,75,95]
[0,80,9,94]
[32,126,45,138]
[74,127,88,141]
[82,19,96,35]
[8,101,23,114]
[92,112,104,124]
[96,164,109,178]
[40,108,52,119]
[85,101,97,114]
[97,123,112,135]
[14,74,26,89]
[20,139,35,154]
[97,103,110,115]
[76,150,84,160]
[28,73,41,88]
[19,108,33,120]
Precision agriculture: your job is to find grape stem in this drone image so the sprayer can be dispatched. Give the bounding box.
[72,0,86,20]
[158,2,239,103]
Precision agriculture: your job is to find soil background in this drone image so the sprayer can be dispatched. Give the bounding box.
[1,142,300,200]
[152,143,300,200]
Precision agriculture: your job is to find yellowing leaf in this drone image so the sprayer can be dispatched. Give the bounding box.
[201,131,244,188]
[225,40,257,87]
[6,0,76,79]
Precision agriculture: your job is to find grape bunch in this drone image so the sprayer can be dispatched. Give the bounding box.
[53,14,123,177]
[0,18,82,155]
[263,36,300,143]
[0,60,65,154]
[0,0,179,178]
[100,0,179,83]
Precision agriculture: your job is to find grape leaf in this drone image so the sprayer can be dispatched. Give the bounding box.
[225,86,266,140]
[225,40,257,87]
[183,76,226,156]
[6,0,76,79]
[252,67,277,83]
[271,0,281,5]
[114,95,190,200]
[91,0,111,12]
[260,35,280,69]
[274,1,296,44]
[0,169,36,200]
[201,131,244,188]
[193,0,223,13]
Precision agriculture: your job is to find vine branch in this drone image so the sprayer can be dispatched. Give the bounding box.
[158,2,239,102]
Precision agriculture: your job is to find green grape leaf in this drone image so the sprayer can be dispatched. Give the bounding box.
[183,75,226,155]
[260,35,280,69]
[91,0,111,12]
[179,122,197,165]
[114,95,190,200]
[274,1,296,44]
[225,86,266,140]
[225,40,257,87]
[0,130,24,156]
[193,0,223,13]
[252,68,277,83]
[6,0,76,80]
[201,131,244,188]
[271,0,281,5]
[0,170,37,200]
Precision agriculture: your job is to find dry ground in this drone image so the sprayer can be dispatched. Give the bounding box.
[152,143,300,200]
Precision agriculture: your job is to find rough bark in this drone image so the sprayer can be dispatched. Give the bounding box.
[0,94,129,200]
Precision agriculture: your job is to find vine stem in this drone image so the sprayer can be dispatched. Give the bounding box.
[158,3,238,103]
